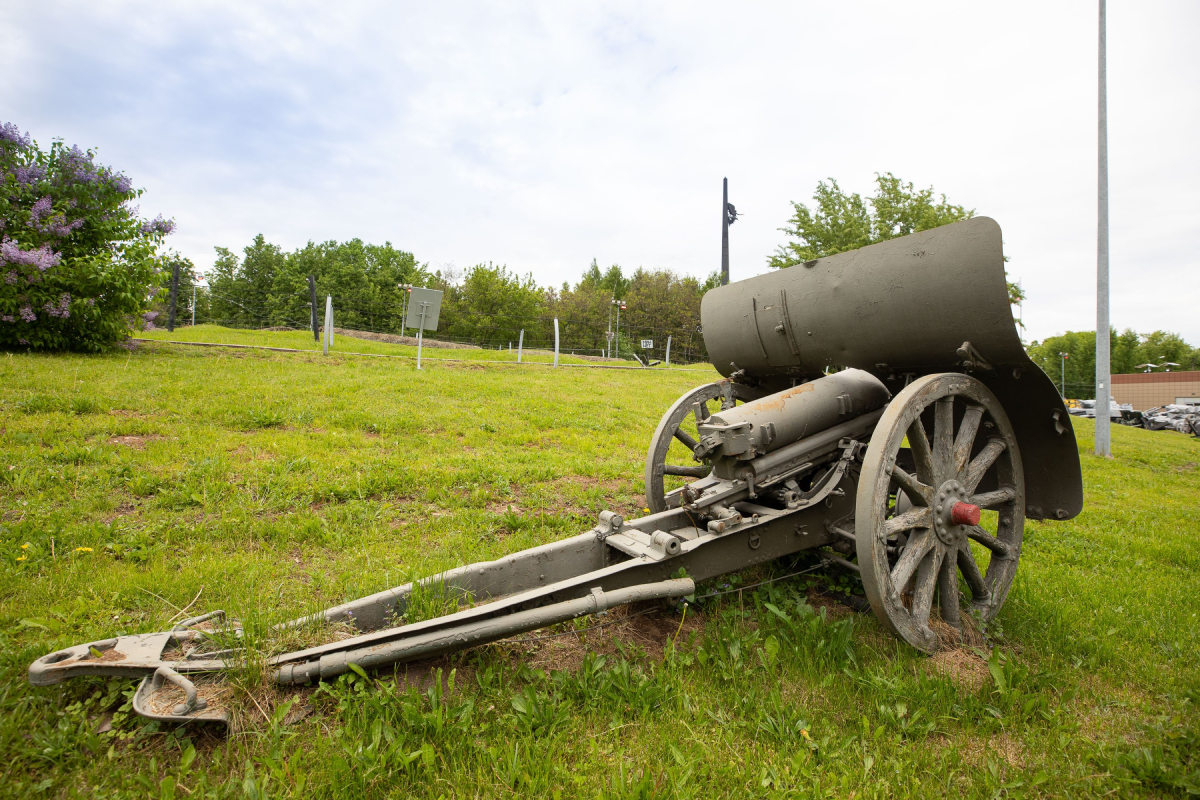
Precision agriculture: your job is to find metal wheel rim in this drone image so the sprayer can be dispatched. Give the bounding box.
[855,373,1025,653]
[643,381,760,513]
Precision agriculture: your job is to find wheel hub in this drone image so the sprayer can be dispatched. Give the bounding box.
[932,480,974,546]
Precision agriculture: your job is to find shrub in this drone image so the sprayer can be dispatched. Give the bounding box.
[0,121,174,351]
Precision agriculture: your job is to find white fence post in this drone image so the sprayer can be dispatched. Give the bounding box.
[517,329,524,363]
[323,295,333,355]
[553,318,560,368]
[665,335,671,366]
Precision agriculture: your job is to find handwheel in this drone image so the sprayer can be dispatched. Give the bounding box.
[856,373,1025,652]
[644,381,761,513]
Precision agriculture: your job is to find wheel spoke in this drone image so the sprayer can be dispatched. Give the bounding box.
[891,464,933,506]
[890,529,933,594]
[966,525,1012,559]
[673,427,698,451]
[885,506,932,535]
[692,402,711,425]
[906,417,935,484]
[933,397,955,479]
[938,558,962,630]
[912,546,944,626]
[957,543,991,605]
[951,404,984,475]
[970,487,1017,509]
[663,465,709,478]
[962,439,1006,492]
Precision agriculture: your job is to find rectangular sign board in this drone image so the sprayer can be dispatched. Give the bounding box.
[640,339,653,349]
[405,287,443,332]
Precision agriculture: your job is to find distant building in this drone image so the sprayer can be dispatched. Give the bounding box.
[1111,371,1200,410]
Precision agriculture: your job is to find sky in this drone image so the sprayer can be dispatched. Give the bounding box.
[2,1,1197,345]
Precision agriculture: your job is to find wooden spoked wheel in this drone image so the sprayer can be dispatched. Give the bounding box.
[856,373,1025,652]
[644,382,761,514]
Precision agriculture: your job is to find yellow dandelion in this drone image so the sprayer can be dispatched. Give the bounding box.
[644,507,650,513]
[16,555,26,562]
[20,542,30,549]
[74,547,94,553]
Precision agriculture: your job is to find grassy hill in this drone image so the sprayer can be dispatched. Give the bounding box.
[1,338,1197,798]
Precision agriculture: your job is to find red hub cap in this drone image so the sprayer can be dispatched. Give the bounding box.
[951,502,981,527]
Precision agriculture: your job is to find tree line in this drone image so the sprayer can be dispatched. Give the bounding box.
[1027,329,1200,399]
[179,235,719,362]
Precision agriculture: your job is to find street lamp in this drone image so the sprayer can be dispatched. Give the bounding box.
[611,298,626,358]
[1058,352,1069,398]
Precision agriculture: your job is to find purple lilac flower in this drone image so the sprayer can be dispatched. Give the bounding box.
[42,293,71,319]
[0,237,61,271]
[110,173,133,194]
[13,165,45,186]
[141,214,176,236]
[19,305,36,323]
[0,123,31,149]
[27,197,83,237]
[29,196,52,226]
[60,145,99,184]
[4,271,15,285]
[143,310,159,330]
[0,315,13,323]
[86,297,95,307]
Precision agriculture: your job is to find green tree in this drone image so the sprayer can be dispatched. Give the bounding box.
[146,252,207,327]
[206,238,287,327]
[1,121,175,350]
[272,239,425,332]
[1027,328,1199,399]
[435,263,545,345]
[769,173,1024,307]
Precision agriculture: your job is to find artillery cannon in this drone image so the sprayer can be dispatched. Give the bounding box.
[29,217,1082,722]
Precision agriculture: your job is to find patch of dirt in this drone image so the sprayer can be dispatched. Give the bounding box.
[928,647,991,693]
[929,611,987,651]
[503,603,704,673]
[333,327,480,350]
[804,588,858,621]
[1173,461,1197,472]
[103,500,137,524]
[108,435,162,450]
[960,731,1026,769]
[228,444,275,461]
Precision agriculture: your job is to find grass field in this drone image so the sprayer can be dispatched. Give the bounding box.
[1,335,1198,798]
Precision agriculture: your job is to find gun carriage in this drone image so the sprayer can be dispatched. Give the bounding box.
[29,217,1082,722]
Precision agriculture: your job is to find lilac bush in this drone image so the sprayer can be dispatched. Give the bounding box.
[0,121,175,351]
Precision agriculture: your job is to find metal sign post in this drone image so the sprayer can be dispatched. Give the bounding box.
[416,303,428,369]
[404,287,443,371]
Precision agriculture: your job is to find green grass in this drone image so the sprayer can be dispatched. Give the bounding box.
[1,340,1198,798]
[138,323,709,368]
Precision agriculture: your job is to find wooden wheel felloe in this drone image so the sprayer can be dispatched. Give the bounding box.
[643,381,760,513]
[855,373,1025,652]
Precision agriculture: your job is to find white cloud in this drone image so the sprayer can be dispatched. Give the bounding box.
[3,0,1197,344]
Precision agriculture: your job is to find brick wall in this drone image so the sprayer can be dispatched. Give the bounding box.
[1111,371,1200,410]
